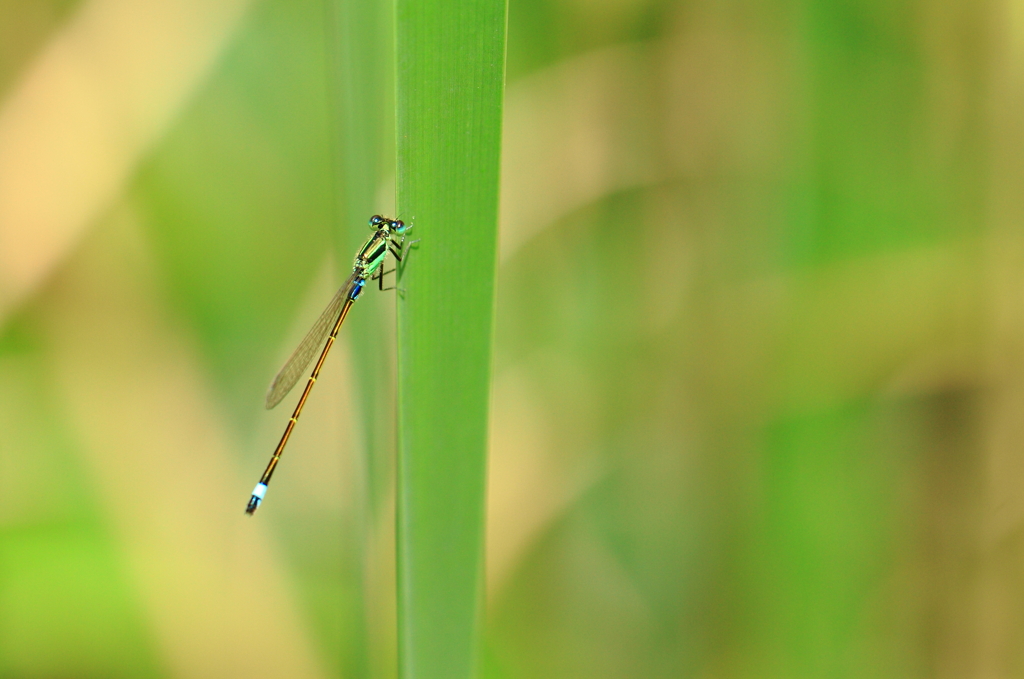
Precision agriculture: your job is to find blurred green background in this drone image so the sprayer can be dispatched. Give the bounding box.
[0,0,1018,677]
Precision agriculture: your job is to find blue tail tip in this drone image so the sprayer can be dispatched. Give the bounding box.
[245,482,268,515]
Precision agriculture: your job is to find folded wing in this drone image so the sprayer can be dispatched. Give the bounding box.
[264,272,358,409]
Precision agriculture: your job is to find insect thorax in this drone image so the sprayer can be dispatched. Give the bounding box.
[355,231,389,275]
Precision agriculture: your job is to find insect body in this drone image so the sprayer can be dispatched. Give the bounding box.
[246,215,410,515]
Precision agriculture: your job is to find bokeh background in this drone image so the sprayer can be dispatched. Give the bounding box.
[0,0,1019,677]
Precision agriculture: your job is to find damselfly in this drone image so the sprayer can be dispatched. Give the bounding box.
[245,215,411,515]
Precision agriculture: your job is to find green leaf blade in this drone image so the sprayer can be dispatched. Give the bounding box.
[394,0,507,677]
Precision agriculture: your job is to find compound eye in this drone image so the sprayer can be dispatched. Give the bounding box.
[392,220,406,234]
[369,215,384,228]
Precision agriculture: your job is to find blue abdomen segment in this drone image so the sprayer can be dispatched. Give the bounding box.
[349,279,365,300]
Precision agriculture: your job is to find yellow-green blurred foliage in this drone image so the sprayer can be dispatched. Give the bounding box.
[0,0,1018,677]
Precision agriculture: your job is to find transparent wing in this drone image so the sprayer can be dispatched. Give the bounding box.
[264,273,358,409]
